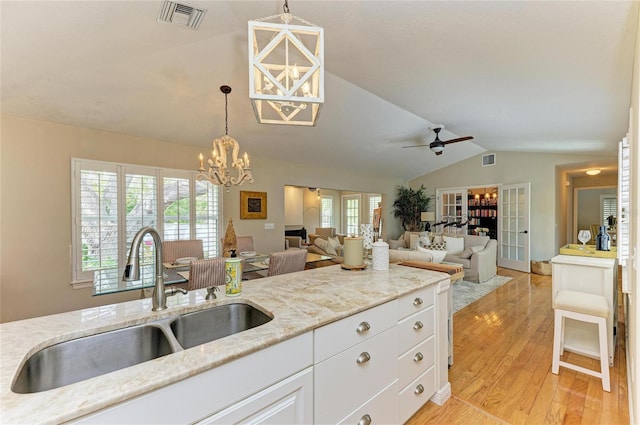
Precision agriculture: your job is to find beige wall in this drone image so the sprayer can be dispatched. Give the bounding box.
[0,115,403,322]
[409,151,617,261]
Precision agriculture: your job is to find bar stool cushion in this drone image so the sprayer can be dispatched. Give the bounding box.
[553,290,610,318]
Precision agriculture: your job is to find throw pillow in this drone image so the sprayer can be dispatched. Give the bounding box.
[419,235,431,248]
[460,245,484,259]
[417,245,447,263]
[409,234,420,250]
[459,247,474,259]
[314,237,336,255]
[432,234,444,244]
[443,236,465,254]
[328,236,343,256]
[427,242,447,251]
[388,237,406,250]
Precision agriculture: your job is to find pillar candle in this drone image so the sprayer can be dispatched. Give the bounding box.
[344,237,364,267]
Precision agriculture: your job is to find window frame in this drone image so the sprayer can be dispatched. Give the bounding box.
[71,158,222,289]
[341,194,361,235]
[320,195,334,228]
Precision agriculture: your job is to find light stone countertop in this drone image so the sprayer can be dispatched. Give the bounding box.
[0,264,448,425]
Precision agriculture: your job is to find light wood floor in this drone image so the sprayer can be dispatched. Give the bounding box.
[407,267,629,425]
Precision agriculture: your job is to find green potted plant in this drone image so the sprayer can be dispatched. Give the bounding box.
[392,185,431,231]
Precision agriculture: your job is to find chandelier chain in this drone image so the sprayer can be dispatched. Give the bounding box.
[224,91,229,136]
[283,0,289,14]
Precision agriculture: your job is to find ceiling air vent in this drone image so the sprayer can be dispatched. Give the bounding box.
[157,1,207,30]
[482,153,496,167]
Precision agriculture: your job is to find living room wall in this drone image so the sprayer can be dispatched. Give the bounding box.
[0,114,403,322]
[408,150,617,261]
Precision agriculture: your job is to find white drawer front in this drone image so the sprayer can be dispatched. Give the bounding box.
[397,285,435,321]
[399,366,436,424]
[398,336,435,389]
[337,380,399,425]
[315,327,398,425]
[397,306,435,355]
[314,300,397,363]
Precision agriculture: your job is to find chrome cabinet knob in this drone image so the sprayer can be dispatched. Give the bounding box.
[413,321,424,330]
[413,297,423,306]
[356,321,371,334]
[414,384,425,395]
[356,352,371,365]
[358,414,372,425]
[413,352,424,362]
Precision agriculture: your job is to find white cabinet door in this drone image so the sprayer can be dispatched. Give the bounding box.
[198,368,313,425]
[315,327,398,425]
[337,380,399,425]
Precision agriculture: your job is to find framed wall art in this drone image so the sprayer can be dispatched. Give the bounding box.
[240,191,267,219]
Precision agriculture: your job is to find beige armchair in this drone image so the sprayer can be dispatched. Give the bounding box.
[285,236,303,249]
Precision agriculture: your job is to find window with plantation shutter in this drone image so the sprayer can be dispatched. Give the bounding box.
[72,159,221,294]
[342,194,360,235]
[77,165,119,280]
[163,175,191,240]
[368,194,382,224]
[618,138,631,293]
[320,195,333,227]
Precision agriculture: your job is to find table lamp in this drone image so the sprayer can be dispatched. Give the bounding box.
[421,212,436,231]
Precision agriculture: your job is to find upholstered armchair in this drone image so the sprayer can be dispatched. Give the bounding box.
[285,236,303,249]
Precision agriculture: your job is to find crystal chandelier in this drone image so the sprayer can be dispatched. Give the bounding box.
[248,0,324,126]
[197,85,254,192]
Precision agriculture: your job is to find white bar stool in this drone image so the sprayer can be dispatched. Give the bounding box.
[552,290,610,392]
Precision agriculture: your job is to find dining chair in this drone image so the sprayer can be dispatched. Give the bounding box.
[267,248,308,277]
[162,239,204,263]
[188,257,226,299]
[236,236,254,253]
[219,236,254,255]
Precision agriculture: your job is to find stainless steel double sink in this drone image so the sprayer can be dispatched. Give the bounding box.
[12,303,272,394]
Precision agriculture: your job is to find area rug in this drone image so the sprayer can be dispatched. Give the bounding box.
[453,275,513,313]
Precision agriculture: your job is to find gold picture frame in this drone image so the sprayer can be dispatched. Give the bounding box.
[240,191,267,219]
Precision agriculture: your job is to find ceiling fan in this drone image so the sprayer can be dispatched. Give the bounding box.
[403,125,474,155]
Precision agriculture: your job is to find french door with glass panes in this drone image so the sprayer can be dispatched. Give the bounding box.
[497,183,531,272]
[436,188,466,235]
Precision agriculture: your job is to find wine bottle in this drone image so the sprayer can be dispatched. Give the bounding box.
[596,226,610,251]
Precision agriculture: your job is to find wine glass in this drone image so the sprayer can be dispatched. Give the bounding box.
[578,230,591,249]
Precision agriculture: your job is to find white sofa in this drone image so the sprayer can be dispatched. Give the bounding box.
[390,231,497,283]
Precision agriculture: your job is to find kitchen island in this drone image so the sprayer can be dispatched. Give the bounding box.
[0,263,450,424]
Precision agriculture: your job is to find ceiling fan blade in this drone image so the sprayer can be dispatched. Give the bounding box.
[402,145,430,149]
[442,136,474,145]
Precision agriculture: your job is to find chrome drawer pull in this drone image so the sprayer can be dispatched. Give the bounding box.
[358,414,372,425]
[356,352,371,365]
[413,321,424,330]
[413,297,423,306]
[356,321,371,333]
[413,352,424,362]
[414,384,425,395]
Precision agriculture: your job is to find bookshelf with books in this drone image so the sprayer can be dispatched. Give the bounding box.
[467,193,497,238]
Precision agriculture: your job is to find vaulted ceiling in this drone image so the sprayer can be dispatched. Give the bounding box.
[1,1,637,180]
